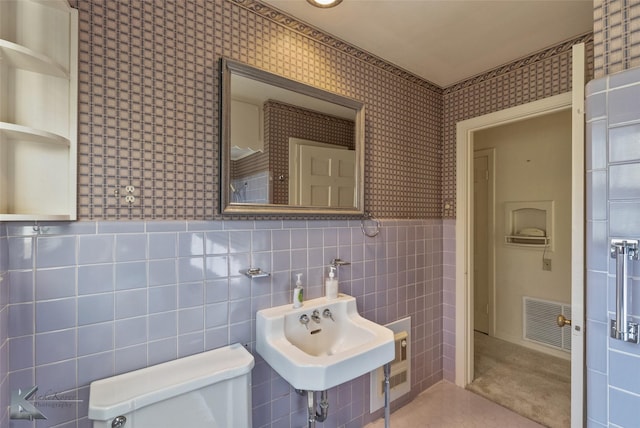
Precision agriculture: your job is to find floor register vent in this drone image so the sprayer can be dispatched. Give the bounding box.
[370,317,411,412]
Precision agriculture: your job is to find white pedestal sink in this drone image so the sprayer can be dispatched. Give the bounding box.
[256,294,394,391]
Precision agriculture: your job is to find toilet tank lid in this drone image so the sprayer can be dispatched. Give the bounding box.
[88,343,254,422]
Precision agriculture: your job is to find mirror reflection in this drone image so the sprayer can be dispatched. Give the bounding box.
[220,58,364,215]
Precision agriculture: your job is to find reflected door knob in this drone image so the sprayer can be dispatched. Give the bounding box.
[556,314,572,327]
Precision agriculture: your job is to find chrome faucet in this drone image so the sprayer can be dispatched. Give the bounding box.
[299,314,310,329]
[323,308,334,321]
[311,310,321,323]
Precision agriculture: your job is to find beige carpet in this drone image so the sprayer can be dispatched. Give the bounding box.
[467,332,571,428]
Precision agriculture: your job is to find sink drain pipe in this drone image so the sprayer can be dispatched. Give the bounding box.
[384,362,391,428]
[305,390,329,427]
[300,362,391,428]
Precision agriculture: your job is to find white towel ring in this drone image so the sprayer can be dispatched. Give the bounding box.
[361,212,381,238]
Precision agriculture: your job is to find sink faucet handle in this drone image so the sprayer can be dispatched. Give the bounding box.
[299,314,310,329]
[311,310,321,323]
[322,308,334,321]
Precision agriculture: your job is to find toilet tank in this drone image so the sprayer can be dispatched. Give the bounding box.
[88,343,254,428]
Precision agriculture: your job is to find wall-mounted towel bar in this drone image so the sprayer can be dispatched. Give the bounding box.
[610,239,639,343]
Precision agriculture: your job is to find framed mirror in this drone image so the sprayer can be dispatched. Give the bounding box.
[219,58,365,216]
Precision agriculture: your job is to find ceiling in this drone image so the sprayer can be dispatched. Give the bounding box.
[262,0,594,87]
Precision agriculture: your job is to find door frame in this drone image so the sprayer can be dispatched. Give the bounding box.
[454,87,585,425]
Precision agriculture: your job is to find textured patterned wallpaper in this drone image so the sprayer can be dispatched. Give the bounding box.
[441,33,594,218]
[76,0,442,220]
[75,0,598,221]
[231,151,268,179]
[593,0,640,78]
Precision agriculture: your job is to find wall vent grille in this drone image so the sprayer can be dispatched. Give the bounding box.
[370,317,411,413]
[523,296,571,352]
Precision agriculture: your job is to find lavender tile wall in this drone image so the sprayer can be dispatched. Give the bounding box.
[5,219,442,427]
[1,223,8,428]
[585,66,640,427]
[441,219,456,382]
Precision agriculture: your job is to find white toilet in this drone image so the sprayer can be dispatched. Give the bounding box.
[88,343,254,428]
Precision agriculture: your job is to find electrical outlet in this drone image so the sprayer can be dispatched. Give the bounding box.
[543,258,552,271]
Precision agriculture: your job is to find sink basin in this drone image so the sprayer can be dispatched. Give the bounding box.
[256,294,394,391]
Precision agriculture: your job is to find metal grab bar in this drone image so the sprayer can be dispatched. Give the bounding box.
[610,239,639,343]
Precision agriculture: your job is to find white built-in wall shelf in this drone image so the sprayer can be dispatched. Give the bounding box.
[0,0,78,221]
[0,39,69,78]
[503,201,554,250]
[0,122,70,146]
[230,98,263,160]
[30,0,71,11]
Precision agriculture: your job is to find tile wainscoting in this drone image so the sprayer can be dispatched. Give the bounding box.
[4,218,442,428]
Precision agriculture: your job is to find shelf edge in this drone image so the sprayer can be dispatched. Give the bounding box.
[0,122,70,146]
[0,39,68,78]
[0,214,72,221]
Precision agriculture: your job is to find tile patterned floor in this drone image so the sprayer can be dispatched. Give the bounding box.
[365,381,544,428]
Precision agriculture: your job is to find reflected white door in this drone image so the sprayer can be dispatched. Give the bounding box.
[298,145,355,207]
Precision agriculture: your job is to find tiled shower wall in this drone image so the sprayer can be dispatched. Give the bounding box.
[585,67,640,427]
[1,224,8,427]
[6,219,442,427]
[580,15,640,428]
[75,0,443,220]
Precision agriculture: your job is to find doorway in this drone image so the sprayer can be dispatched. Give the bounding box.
[455,43,585,428]
[454,90,585,427]
[467,110,573,427]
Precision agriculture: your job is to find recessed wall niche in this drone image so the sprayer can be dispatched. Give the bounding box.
[504,201,554,249]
